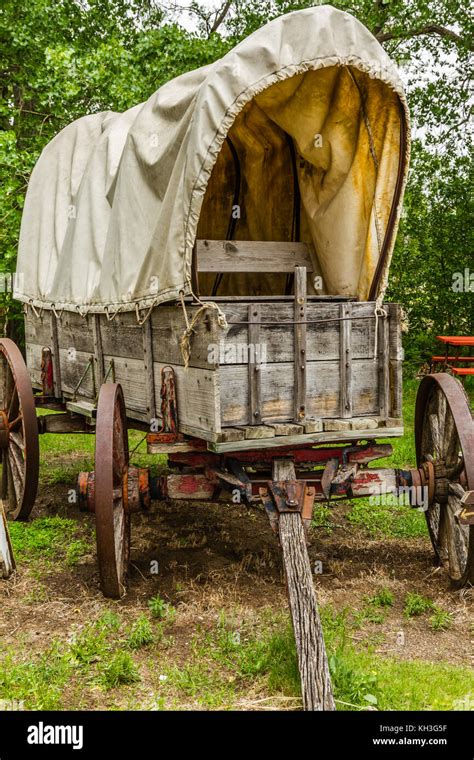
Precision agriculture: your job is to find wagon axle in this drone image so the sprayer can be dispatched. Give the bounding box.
[76,452,463,515]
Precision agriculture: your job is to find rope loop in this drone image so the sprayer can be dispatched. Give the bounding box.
[179,290,228,368]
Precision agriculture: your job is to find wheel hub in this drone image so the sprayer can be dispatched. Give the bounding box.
[409,459,455,507]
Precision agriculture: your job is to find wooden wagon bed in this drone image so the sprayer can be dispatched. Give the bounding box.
[24,241,403,452]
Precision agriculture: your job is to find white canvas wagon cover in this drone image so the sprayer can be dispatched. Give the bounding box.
[15,4,410,314]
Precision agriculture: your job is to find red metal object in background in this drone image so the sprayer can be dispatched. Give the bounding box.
[167,442,393,471]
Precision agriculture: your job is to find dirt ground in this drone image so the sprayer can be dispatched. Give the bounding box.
[1,483,471,677]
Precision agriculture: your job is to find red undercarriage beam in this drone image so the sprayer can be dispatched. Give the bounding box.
[155,467,399,501]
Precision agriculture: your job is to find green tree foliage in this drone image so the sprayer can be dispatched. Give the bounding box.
[0,1,472,360]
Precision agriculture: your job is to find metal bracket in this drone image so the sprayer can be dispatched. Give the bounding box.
[269,479,306,513]
[259,480,316,534]
[72,356,95,401]
[103,358,116,385]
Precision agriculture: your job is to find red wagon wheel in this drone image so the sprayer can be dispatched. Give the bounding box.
[94,383,130,598]
[0,338,39,520]
[415,373,474,588]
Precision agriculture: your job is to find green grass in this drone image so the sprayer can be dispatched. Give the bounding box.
[0,599,470,710]
[0,642,71,710]
[3,377,471,710]
[404,592,435,618]
[101,652,140,689]
[8,515,91,566]
[160,606,473,711]
[429,608,454,631]
[38,425,165,484]
[148,594,176,623]
[0,612,148,707]
[345,379,429,539]
[367,588,394,608]
[127,615,155,649]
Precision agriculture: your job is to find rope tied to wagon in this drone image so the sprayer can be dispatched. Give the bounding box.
[179,291,228,369]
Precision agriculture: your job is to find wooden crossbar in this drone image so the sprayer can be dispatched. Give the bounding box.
[196,240,313,273]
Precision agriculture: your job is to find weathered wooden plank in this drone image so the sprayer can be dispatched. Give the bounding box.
[238,425,276,439]
[248,303,262,424]
[142,319,156,422]
[65,400,97,418]
[99,312,144,360]
[24,313,50,347]
[151,304,222,370]
[274,459,335,711]
[378,310,390,419]
[294,266,307,422]
[339,302,352,418]
[388,303,403,419]
[323,419,352,432]
[92,314,104,389]
[149,301,377,369]
[60,348,95,398]
[25,343,43,386]
[57,312,94,354]
[304,417,323,433]
[194,295,356,302]
[196,239,314,272]
[104,355,147,413]
[153,362,221,434]
[351,417,379,430]
[269,423,305,436]
[220,359,378,426]
[208,424,404,453]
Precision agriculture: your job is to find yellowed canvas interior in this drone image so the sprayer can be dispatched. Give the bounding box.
[197,66,402,300]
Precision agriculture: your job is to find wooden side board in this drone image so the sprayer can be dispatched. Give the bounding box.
[24,298,403,441]
[149,301,377,370]
[219,358,379,426]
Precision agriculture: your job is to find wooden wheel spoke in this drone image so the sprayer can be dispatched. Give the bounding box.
[441,410,457,464]
[7,449,24,503]
[445,495,467,579]
[437,506,449,563]
[7,383,19,420]
[1,456,8,499]
[0,338,39,520]
[9,431,25,453]
[8,412,23,430]
[428,413,440,458]
[415,373,474,587]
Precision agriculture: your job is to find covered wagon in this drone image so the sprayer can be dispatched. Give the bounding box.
[1,4,473,710]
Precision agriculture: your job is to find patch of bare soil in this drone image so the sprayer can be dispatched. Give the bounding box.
[1,485,472,672]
